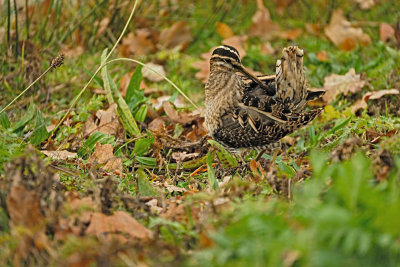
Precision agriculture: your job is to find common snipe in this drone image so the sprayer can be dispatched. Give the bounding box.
[204,45,324,155]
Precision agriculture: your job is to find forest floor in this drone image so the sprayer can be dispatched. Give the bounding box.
[1,0,400,266]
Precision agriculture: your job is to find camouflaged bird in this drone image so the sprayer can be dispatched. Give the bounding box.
[204,45,325,152]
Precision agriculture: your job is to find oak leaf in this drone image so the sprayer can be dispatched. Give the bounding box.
[380,23,395,42]
[351,89,399,113]
[325,9,371,50]
[86,211,153,242]
[248,0,280,39]
[88,143,122,174]
[320,68,366,103]
[119,29,157,57]
[159,21,192,50]
[6,186,49,260]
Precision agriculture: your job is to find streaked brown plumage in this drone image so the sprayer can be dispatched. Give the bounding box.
[204,45,325,151]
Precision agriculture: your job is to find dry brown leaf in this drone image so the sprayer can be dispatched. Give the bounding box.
[248,0,280,39]
[191,50,213,83]
[260,42,275,55]
[54,195,97,240]
[95,103,121,136]
[278,29,302,40]
[86,211,153,241]
[216,22,234,39]
[305,23,323,36]
[6,186,49,260]
[365,129,397,144]
[162,101,199,125]
[325,9,371,51]
[354,0,375,9]
[380,23,395,42]
[185,117,208,141]
[151,94,186,110]
[96,18,110,37]
[321,68,366,103]
[172,152,199,162]
[165,184,187,193]
[159,21,192,50]
[273,0,294,15]
[142,62,166,82]
[222,35,248,58]
[148,117,166,133]
[82,104,121,137]
[61,45,84,58]
[41,150,77,160]
[119,29,157,57]
[88,143,122,174]
[317,51,329,61]
[351,89,399,113]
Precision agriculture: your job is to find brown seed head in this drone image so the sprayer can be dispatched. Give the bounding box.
[51,54,65,69]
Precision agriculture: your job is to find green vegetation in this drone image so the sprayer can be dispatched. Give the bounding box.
[1,0,400,266]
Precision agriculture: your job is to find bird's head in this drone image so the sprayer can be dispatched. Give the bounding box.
[210,45,242,71]
[209,45,274,95]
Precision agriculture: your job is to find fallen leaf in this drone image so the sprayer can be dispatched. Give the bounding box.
[6,186,49,260]
[55,195,97,240]
[354,0,375,9]
[159,21,192,50]
[88,143,122,174]
[305,23,323,36]
[260,42,275,55]
[325,9,371,50]
[165,184,187,193]
[216,22,234,39]
[162,101,200,125]
[320,68,366,103]
[185,117,208,141]
[380,22,395,42]
[96,17,110,37]
[145,198,163,213]
[82,104,121,136]
[249,159,266,181]
[351,89,399,113]
[148,117,166,133]
[172,151,199,161]
[60,44,84,58]
[278,28,302,40]
[86,211,153,241]
[119,29,157,57]
[95,103,121,135]
[151,94,186,110]
[317,50,329,61]
[248,0,280,39]
[365,129,397,144]
[142,62,166,82]
[273,0,294,15]
[191,49,213,83]
[41,150,77,160]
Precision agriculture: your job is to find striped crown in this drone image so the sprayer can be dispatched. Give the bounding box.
[211,45,241,64]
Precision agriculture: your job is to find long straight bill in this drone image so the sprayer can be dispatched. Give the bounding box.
[239,66,276,96]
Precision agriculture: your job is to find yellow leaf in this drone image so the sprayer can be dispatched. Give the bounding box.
[216,22,234,39]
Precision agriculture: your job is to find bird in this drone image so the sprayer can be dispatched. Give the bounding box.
[204,45,324,159]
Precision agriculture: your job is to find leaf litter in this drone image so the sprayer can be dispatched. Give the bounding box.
[3,1,400,266]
